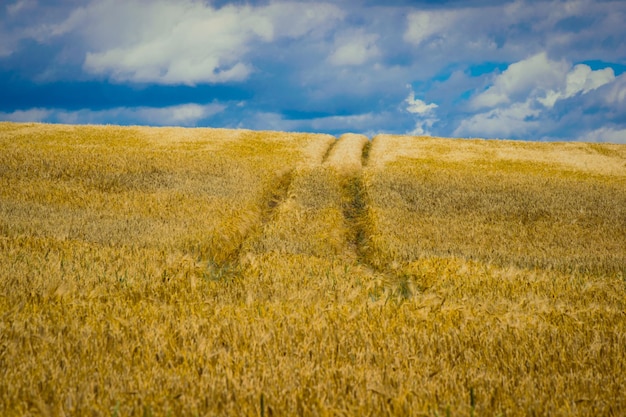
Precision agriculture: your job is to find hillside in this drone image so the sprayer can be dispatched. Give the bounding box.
[1,122,625,416]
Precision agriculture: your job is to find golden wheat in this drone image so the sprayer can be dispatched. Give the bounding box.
[364,134,626,274]
[323,133,369,174]
[1,123,625,416]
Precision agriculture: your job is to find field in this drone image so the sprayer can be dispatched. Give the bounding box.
[1,122,625,416]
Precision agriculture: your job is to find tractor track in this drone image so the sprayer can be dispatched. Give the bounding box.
[320,137,339,165]
[342,140,374,265]
[224,138,339,268]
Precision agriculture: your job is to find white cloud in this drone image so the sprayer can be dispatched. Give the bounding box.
[0,108,52,122]
[472,53,615,111]
[0,103,225,126]
[261,2,344,39]
[403,1,626,70]
[78,1,270,85]
[328,30,380,67]
[408,119,438,136]
[53,0,343,85]
[1,0,625,142]
[129,103,225,126]
[577,127,626,144]
[455,100,541,138]
[241,111,391,135]
[406,91,438,115]
[457,52,619,139]
[539,64,615,107]
[307,112,383,132]
[6,0,37,16]
[403,5,509,62]
[566,65,614,96]
[472,52,569,109]
[405,89,438,135]
[404,10,458,46]
[604,73,626,105]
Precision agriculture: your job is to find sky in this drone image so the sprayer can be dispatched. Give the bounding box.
[1,0,625,142]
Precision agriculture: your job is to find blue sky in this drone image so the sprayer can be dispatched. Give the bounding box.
[1,0,625,142]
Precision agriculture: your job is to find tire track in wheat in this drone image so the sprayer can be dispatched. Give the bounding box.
[320,137,339,165]
[210,134,336,271]
[233,135,337,265]
[323,134,371,262]
[326,135,407,295]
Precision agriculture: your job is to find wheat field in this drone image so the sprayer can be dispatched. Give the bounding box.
[1,122,625,416]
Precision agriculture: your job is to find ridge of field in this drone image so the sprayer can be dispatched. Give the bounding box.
[1,122,626,416]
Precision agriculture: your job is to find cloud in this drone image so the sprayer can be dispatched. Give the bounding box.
[566,65,615,96]
[456,53,619,139]
[455,100,541,139]
[239,110,394,136]
[125,103,225,126]
[403,1,626,68]
[404,9,458,47]
[577,127,626,144]
[0,0,625,142]
[261,2,344,39]
[0,0,48,57]
[604,73,626,106]
[470,52,614,111]
[539,64,615,107]
[328,29,380,67]
[472,53,569,109]
[78,1,271,85]
[305,112,387,133]
[54,0,343,85]
[404,89,438,135]
[6,0,37,16]
[0,103,225,126]
[0,108,52,123]
[406,90,438,115]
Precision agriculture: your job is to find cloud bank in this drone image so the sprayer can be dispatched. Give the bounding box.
[0,103,225,126]
[456,52,621,140]
[1,0,625,142]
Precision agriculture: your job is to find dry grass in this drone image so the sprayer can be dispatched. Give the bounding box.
[1,123,625,416]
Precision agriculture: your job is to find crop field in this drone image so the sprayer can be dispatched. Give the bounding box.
[1,122,625,416]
